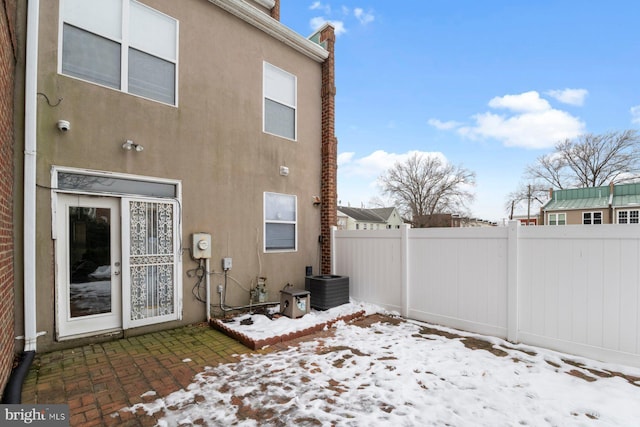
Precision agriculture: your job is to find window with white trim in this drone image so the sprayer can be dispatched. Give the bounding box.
[582,211,602,225]
[263,62,297,140]
[60,0,178,105]
[617,209,639,224]
[264,192,297,251]
[548,212,566,225]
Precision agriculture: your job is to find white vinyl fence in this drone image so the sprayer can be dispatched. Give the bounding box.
[332,222,640,368]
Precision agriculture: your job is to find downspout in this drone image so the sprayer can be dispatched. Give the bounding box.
[2,0,40,404]
[23,0,39,352]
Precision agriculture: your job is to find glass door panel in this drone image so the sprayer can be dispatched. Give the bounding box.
[68,206,112,317]
[56,195,122,338]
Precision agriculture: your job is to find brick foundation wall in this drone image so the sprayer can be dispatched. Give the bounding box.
[319,26,336,274]
[0,0,16,393]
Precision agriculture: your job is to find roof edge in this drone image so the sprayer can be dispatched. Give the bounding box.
[208,0,329,62]
[252,0,276,9]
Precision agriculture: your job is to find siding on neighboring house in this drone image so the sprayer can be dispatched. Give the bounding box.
[337,206,403,230]
[0,0,17,392]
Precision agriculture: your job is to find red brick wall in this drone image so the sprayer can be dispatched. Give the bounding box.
[270,0,280,21]
[0,0,16,392]
[319,26,336,274]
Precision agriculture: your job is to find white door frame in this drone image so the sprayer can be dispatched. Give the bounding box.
[52,167,183,340]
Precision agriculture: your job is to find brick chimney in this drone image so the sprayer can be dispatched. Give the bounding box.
[319,25,337,274]
[270,0,280,20]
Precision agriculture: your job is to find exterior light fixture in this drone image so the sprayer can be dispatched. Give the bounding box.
[122,140,144,152]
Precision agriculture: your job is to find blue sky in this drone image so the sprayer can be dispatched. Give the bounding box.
[280,1,640,223]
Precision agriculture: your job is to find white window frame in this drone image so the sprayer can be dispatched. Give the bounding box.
[547,212,566,226]
[263,62,297,140]
[58,0,179,106]
[617,209,640,224]
[264,192,297,252]
[582,211,602,225]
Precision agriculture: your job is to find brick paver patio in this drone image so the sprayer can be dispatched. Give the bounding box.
[21,323,257,426]
[20,314,382,426]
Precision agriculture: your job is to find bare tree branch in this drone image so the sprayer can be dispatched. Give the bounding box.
[379,153,476,227]
[526,130,640,189]
[504,183,549,219]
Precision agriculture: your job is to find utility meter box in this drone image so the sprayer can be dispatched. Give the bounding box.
[280,286,310,319]
[192,233,212,259]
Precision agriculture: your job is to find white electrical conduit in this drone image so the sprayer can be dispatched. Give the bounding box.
[205,258,211,321]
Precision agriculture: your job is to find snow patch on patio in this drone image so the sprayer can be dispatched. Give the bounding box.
[210,301,381,349]
[125,305,640,426]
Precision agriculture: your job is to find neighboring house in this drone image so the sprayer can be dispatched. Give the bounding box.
[13,0,337,353]
[454,216,498,227]
[337,206,404,230]
[413,214,497,228]
[0,0,17,395]
[541,182,640,225]
[510,214,539,226]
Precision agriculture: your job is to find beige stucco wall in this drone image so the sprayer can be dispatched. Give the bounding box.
[30,0,324,351]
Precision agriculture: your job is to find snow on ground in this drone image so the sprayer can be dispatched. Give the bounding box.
[213,301,379,343]
[125,302,640,426]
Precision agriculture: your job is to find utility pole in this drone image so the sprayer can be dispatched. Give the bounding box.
[527,184,531,224]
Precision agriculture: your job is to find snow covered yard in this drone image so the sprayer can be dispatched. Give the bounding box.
[124,304,640,426]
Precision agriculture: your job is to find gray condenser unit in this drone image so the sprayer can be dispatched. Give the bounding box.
[305,275,349,310]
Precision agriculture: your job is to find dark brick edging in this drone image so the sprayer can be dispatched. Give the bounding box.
[209,310,366,350]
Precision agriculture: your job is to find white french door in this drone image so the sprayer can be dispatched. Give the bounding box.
[56,194,181,339]
[56,194,122,338]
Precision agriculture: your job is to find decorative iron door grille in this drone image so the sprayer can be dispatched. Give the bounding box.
[122,198,181,328]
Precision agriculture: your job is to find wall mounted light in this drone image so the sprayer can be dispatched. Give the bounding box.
[122,140,144,152]
[279,166,289,176]
[312,196,321,206]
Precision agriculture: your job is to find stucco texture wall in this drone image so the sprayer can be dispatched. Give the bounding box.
[32,0,324,351]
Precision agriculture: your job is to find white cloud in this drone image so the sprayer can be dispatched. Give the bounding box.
[488,91,551,113]
[631,105,640,124]
[338,149,446,179]
[310,17,346,36]
[432,91,585,149]
[337,152,355,166]
[309,1,331,14]
[309,3,373,36]
[354,8,375,25]
[460,108,585,149]
[428,118,462,130]
[546,88,588,106]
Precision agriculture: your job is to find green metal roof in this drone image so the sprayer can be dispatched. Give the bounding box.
[543,182,640,211]
[543,197,609,211]
[613,183,640,208]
